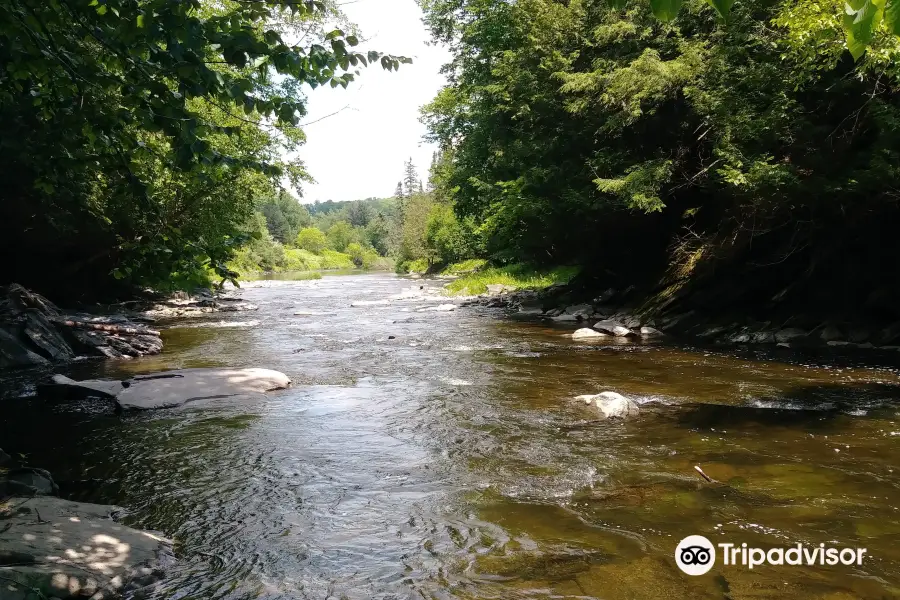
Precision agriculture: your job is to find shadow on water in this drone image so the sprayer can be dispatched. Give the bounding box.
[673,381,900,430]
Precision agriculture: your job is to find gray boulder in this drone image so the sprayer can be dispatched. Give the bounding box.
[0,497,173,600]
[592,320,634,337]
[485,284,515,295]
[116,367,291,410]
[574,391,640,419]
[38,374,124,401]
[551,313,579,322]
[775,328,808,343]
[572,328,607,340]
[0,468,58,497]
[0,448,9,466]
[564,304,592,317]
[639,326,664,338]
[0,328,48,369]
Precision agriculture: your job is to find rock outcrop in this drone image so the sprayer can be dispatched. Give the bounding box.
[0,284,163,368]
[0,497,173,600]
[140,288,258,318]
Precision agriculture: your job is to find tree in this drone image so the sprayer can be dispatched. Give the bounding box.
[296,227,327,254]
[347,200,374,227]
[326,221,356,252]
[394,181,405,199]
[402,158,421,198]
[0,0,410,296]
[420,0,900,313]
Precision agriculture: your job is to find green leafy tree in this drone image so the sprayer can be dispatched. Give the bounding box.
[0,0,409,296]
[296,227,328,254]
[326,221,357,252]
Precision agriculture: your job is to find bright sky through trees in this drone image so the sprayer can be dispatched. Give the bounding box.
[299,0,449,203]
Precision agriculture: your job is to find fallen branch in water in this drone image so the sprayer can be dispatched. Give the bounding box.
[694,465,715,483]
[51,319,159,336]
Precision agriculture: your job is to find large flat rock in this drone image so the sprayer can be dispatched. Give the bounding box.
[116,367,291,410]
[0,497,173,600]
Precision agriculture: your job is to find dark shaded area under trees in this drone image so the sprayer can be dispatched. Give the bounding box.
[419,0,900,330]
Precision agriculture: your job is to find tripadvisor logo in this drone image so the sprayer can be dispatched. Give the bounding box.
[675,535,868,575]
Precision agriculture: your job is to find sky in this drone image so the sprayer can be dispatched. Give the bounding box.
[295,0,450,203]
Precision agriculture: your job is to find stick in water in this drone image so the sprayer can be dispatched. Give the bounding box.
[694,465,714,483]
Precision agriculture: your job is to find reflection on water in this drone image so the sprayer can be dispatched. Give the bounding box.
[2,273,899,599]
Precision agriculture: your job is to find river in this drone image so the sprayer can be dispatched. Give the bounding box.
[2,273,899,599]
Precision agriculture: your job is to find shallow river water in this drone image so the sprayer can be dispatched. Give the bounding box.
[2,273,900,599]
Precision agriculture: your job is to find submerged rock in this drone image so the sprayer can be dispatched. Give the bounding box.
[639,326,664,338]
[574,391,640,419]
[350,300,391,307]
[0,497,173,600]
[417,304,457,312]
[572,328,607,340]
[116,367,291,410]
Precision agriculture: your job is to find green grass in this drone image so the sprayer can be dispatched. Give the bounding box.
[397,258,431,274]
[319,249,355,270]
[443,258,488,274]
[444,264,580,296]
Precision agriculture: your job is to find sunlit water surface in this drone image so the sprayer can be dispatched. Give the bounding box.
[2,273,900,599]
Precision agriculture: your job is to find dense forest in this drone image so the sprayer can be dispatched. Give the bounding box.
[419,0,900,324]
[2,0,900,326]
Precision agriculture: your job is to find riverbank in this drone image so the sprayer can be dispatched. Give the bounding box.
[430,261,900,352]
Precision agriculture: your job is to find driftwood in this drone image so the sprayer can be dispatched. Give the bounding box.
[51,318,159,337]
[694,465,715,483]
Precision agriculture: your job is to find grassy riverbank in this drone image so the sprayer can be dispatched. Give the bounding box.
[442,263,580,296]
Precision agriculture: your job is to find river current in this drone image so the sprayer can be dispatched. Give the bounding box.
[2,273,899,599]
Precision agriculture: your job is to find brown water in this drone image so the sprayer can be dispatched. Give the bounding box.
[2,273,900,599]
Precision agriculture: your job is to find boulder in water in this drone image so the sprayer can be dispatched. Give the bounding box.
[116,367,291,410]
[574,391,640,419]
[572,328,606,340]
[0,496,173,600]
[592,320,634,337]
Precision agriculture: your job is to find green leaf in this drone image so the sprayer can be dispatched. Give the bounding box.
[843,0,883,60]
[136,14,145,28]
[607,0,627,9]
[885,0,900,35]
[346,35,359,46]
[650,0,683,22]
[703,0,734,20]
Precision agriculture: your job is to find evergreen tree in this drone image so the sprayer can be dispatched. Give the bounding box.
[402,158,420,197]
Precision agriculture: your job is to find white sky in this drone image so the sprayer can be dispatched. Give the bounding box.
[296,0,450,203]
